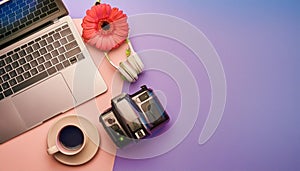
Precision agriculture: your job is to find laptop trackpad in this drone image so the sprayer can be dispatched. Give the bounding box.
[12,74,75,128]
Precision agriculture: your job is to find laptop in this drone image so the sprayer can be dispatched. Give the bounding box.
[0,0,107,144]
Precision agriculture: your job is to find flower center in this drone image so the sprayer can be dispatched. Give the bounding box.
[100,21,110,31]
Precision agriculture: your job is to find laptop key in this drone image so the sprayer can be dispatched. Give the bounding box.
[39,40,47,47]
[4,89,13,97]
[55,63,64,71]
[19,58,26,65]
[5,64,13,72]
[48,31,55,36]
[55,27,62,32]
[41,6,48,13]
[53,33,61,40]
[32,51,40,58]
[23,72,31,79]
[12,53,20,60]
[12,28,19,33]
[7,51,13,56]
[0,93,3,100]
[36,3,43,9]
[26,47,34,54]
[44,61,51,68]
[24,64,31,71]
[12,61,19,68]
[47,8,59,15]
[51,58,59,65]
[40,13,47,18]
[62,60,70,68]
[0,68,4,76]
[65,41,78,51]
[30,60,38,67]
[47,66,57,75]
[34,9,41,16]
[12,71,48,93]
[51,50,59,57]
[16,67,24,74]
[2,82,9,90]
[46,44,54,52]
[0,60,5,67]
[32,43,41,50]
[9,70,17,78]
[28,41,35,46]
[30,17,37,23]
[53,41,61,48]
[3,74,10,81]
[62,24,68,29]
[44,53,52,60]
[9,79,17,87]
[30,68,38,76]
[35,37,42,42]
[46,36,54,44]
[0,55,6,60]
[16,75,24,83]
[65,47,81,58]
[5,57,12,64]
[58,47,65,54]
[60,38,67,45]
[37,65,45,72]
[25,54,33,62]
[77,53,85,61]
[43,0,50,6]
[58,55,65,62]
[70,57,77,64]
[67,34,75,42]
[61,28,71,37]
[48,2,56,9]
[18,50,26,57]
[39,47,47,55]
[21,44,27,49]
[14,48,21,53]
[42,34,48,39]
[19,24,26,29]
[27,13,34,20]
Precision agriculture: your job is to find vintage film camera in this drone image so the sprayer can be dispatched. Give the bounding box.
[99,85,170,148]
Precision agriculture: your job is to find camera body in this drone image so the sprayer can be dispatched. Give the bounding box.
[99,85,170,148]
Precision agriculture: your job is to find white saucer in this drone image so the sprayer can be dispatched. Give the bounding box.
[47,115,100,166]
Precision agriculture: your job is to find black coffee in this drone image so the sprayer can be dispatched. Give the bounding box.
[59,125,84,149]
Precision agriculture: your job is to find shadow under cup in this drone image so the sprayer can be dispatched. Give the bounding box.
[48,125,86,156]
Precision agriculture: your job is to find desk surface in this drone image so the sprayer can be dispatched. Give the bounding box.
[1,0,300,171]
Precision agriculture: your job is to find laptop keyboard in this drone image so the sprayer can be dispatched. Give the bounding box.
[0,24,85,100]
[0,0,59,40]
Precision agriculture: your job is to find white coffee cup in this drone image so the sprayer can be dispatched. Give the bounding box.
[47,124,87,156]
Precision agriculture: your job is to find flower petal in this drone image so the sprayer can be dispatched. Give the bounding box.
[88,34,99,46]
[95,35,103,49]
[81,3,129,51]
[87,6,98,20]
[109,8,124,21]
[82,29,97,40]
[82,22,98,29]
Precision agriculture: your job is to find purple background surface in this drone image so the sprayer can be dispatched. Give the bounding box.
[63,0,300,170]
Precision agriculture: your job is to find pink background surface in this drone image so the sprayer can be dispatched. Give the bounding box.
[0,19,124,171]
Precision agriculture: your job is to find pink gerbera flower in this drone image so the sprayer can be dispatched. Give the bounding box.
[81,3,129,51]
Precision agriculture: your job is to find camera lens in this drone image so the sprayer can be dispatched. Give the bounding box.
[138,92,149,102]
[107,118,115,124]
